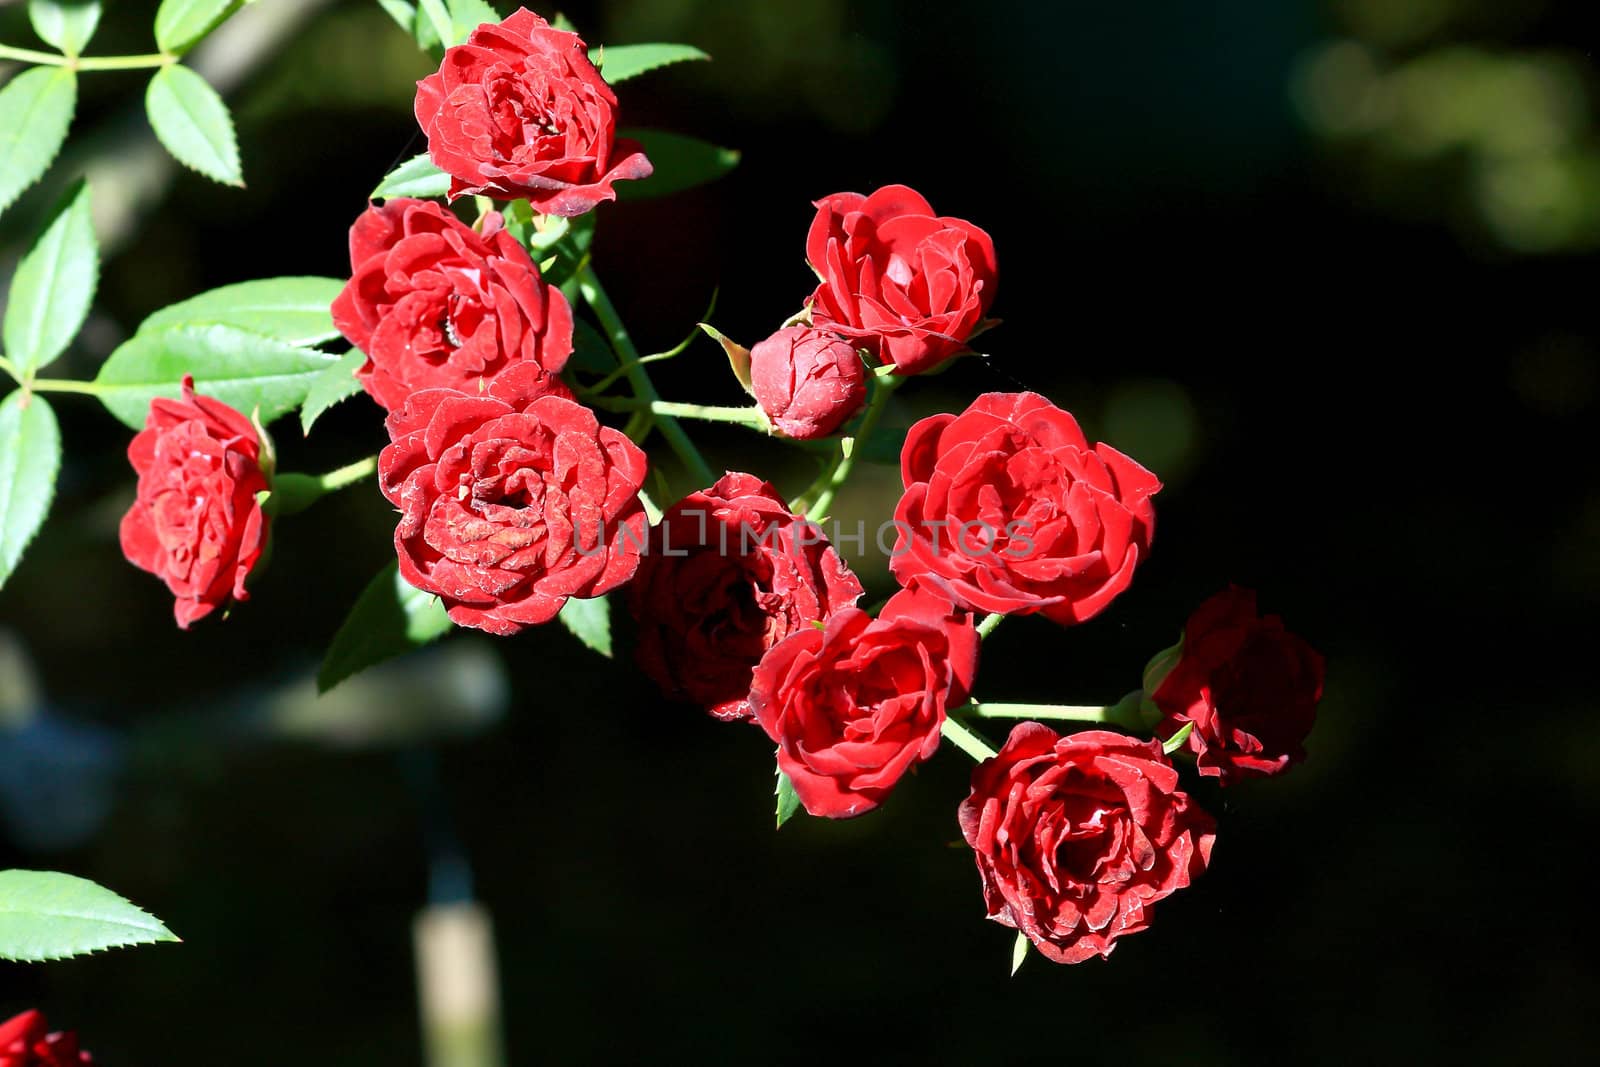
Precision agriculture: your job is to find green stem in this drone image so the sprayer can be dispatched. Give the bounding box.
[0,355,20,384]
[0,43,174,70]
[315,455,377,492]
[806,378,896,520]
[969,702,1116,724]
[593,397,767,428]
[636,485,664,525]
[577,265,717,488]
[976,613,1004,640]
[941,716,999,762]
[26,377,105,396]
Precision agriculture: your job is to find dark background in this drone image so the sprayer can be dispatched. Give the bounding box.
[2,0,1596,1062]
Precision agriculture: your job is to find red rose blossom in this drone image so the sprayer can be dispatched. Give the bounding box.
[748,326,866,440]
[0,1010,91,1066]
[1151,586,1325,785]
[414,8,653,216]
[959,724,1216,964]
[118,375,270,629]
[890,391,1159,625]
[750,582,978,818]
[628,472,863,721]
[379,389,648,635]
[806,184,997,375]
[331,198,574,412]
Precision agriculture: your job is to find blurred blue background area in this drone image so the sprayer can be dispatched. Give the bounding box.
[2,0,1596,1061]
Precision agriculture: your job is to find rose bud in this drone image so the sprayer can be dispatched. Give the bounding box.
[891,391,1159,625]
[750,582,978,818]
[0,1009,93,1066]
[628,473,863,721]
[413,8,653,216]
[1150,586,1325,785]
[379,390,649,635]
[807,184,997,375]
[119,375,271,629]
[332,198,574,412]
[748,327,866,439]
[959,724,1216,964]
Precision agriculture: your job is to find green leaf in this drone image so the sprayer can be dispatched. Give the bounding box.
[775,767,802,829]
[153,0,243,54]
[0,392,60,591]
[0,869,178,962]
[372,152,448,200]
[447,0,500,40]
[145,64,243,187]
[557,594,611,657]
[3,179,96,377]
[29,0,102,56]
[318,561,453,694]
[300,350,367,436]
[1011,931,1029,976]
[376,0,416,33]
[615,129,739,201]
[0,67,77,219]
[416,0,454,46]
[1161,720,1195,756]
[94,324,338,429]
[598,44,708,84]
[138,276,343,347]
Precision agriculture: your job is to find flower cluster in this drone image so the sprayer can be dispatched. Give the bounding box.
[107,6,1326,969]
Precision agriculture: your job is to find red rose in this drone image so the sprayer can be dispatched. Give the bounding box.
[806,184,997,375]
[1151,586,1325,785]
[628,472,863,721]
[890,391,1159,625]
[413,8,653,216]
[750,583,978,818]
[331,198,574,412]
[118,375,270,629]
[748,327,866,440]
[0,1010,91,1066]
[379,389,648,635]
[959,724,1216,964]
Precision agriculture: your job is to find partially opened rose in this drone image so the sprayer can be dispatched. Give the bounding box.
[332,198,574,411]
[750,582,978,818]
[959,724,1215,964]
[380,390,648,635]
[0,1010,92,1066]
[119,375,271,629]
[414,8,653,215]
[1151,586,1325,785]
[628,472,863,721]
[891,391,1159,625]
[807,184,997,375]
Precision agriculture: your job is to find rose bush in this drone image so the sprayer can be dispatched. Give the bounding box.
[1151,586,1326,785]
[959,724,1216,963]
[891,391,1160,625]
[750,582,979,818]
[331,198,574,411]
[118,375,271,629]
[748,326,866,439]
[629,472,863,721]
[806,184,997,375]
[379,389,648,635]
[414,8,653,215]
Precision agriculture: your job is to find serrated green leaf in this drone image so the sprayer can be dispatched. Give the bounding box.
[145,64,242,187]
[599,43,708,84]
[775,767,802,828]
[615,129,738,202]
[153,0,242,54]
[0,393,60,591]
[0,869,177,962]
[0,67,76,219]
[29,0,102,56]
[318,561,453,693]
[301,350,367,436]
[1011,931,1029,976]
[372,152,448,200]
[138,276,343,347]
[557,594,611,657]
[3,180,96,377]
[1161,720,1195,755]
[94,324,338,429]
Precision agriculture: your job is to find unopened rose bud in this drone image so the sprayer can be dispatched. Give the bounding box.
[749,327,866,439]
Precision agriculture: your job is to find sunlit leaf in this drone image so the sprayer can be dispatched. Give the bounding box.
[28,0,102,56]
[775,767,802,828]
[0,67,76,219]
[138,276,343,347]
[372,153,448,200]
[0,393,60,591]
[300,350,368,436]
[598,43,708,84]
[0,869,178,962]
[145,64,243,187]
[557,594,611,657]
[153,0,243,55]
[2,180,96,377]
[318,561,453,694]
